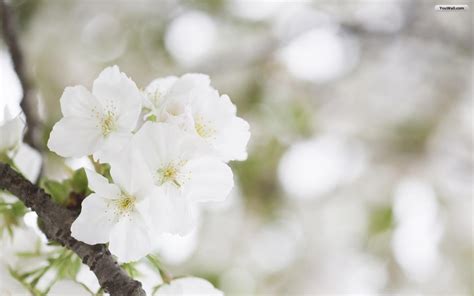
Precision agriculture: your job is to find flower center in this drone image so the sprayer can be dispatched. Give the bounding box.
[194,116,215,138]
[156,161,187,188]
[157,165,180,187]
[101,111,116,136]
[114,195,136,215]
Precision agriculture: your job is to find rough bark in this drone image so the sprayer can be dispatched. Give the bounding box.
[0,162,147,296]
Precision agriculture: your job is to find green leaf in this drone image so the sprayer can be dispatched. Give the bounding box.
[121,262,140,278]
[11,201,27,216]
[43,180,70,204]
[0,199,28,238]
[0,153,11,164]
[8,267,45,296]
[369,206,393,235]
[10,245,83,294]
[92,162,112,182]
[71,168,88,194]
[146,114,157,122]
[55,252,81,279]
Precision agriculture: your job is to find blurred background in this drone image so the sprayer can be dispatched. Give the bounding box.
[1,0,472,295]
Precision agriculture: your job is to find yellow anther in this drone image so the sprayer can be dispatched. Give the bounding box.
[115,195,136,215]
[194,116,215,138]
[101,111,116,136]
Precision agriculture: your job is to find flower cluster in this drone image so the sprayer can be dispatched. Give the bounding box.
[47,66,250,263]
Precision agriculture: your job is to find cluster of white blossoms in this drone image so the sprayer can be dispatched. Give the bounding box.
[47,66,250,265]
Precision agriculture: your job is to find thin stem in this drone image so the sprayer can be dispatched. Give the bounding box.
[146,255,173,284]
[88,155,102,173]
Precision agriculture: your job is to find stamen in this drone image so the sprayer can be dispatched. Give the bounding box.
[156,161,187,188]
[114,195,136,216]
[101,111,116,136]
[158,165,178,186]
[194,116,215,138]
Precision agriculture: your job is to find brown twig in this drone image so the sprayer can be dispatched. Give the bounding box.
[0,162,147,296]
[0,0,41,150]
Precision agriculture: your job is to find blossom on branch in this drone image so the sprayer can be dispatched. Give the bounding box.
[48,66,142,162]
[70,162,162,262]
[143,73,250,162]
[133,122,234,235]
[46,65,249,265]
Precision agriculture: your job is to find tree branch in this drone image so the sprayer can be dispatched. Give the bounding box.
[0,162,147,296]
[1,2,147,294]
[0,0,41,150]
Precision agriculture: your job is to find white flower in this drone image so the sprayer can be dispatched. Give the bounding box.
[70,154,164,262]
[0,107,24,154]
[142,76,177,119]
[48,66,142,162]
[133,122,234,235]
[0,107,41,182]
[156,277,223,296]
[144,73,250,162]
[12,144,42,183]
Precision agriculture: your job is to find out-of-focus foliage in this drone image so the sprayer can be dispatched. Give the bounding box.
[1,0,472,295]
[0,198,27,237]
[10,247,83,296]
[41,168,90,207]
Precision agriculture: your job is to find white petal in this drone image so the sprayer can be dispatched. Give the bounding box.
[60,85,101,118]
[108,145,154,197]
[165,194,196,235]
[135,188,170,233]
[134,122,210,175]
[145,76,178,94]
[214,116,250,162]
[71,194,117,244]
[219,94,237,115]
[12,144,41,183]
[144,76,178,110]
[134,122,181,166]
[184,157,234,202]
[85,169,121,198]
[48,117,103,157]
[188,86,221,114]
[92,66,142,130]
[148,190,196,236]
[2,107,14,120]
[133,122,167,169]
[162,107,195,131]
[93,131,132,164]
[167,73,210,101]
[0,111,24,152]
[160,74,212,121]
[190,93,250,162]
[108,212,152,262]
